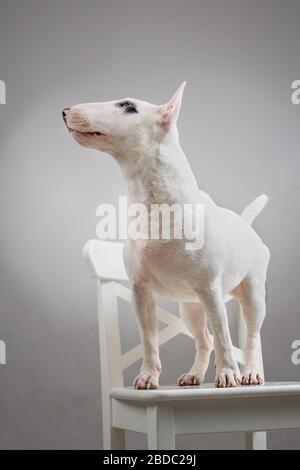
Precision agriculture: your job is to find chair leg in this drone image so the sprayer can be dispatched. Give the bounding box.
[244,431,267,450]
[102,397,126,449]
[147,405,175,450]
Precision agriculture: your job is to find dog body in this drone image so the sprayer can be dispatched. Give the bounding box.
[63,83,269,389]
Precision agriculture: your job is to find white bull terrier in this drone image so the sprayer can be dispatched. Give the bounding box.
[63,82,270,389]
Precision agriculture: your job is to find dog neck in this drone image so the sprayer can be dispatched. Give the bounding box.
[117,129,198,206]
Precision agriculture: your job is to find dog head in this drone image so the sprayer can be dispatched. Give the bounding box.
[63,82,186,158]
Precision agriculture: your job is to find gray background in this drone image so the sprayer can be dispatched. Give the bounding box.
[0,0,299,449]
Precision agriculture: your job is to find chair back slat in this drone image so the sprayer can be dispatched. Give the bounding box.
[84,239,128,281]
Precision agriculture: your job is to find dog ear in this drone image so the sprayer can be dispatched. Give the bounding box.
[159,81,186,129]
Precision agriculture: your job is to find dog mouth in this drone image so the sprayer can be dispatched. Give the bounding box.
[68,128,106,138]
[63,109,107,138]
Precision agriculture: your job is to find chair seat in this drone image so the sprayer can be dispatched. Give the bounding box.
[111,382,300,403]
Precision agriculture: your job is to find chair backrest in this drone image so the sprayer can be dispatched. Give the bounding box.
[83,239,253,390]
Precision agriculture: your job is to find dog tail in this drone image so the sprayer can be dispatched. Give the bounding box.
[241,194,269,226]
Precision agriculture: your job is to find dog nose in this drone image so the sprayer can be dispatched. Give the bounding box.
[62,108,70,124]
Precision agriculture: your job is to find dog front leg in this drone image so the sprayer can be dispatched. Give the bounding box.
[177,302,212,386]
[132,282,161,389]
[198,281,242,388]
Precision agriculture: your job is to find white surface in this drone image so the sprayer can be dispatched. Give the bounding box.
[111,382,300,402]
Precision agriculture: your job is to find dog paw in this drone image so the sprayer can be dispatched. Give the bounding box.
[242,367,264,385]
[177,372,202,386]
[133,371,159,390]
[215,368,242,388]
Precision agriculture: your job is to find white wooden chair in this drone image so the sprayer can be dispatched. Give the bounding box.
[83,239,300,450]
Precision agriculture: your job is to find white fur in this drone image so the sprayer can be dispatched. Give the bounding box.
[64,82,270,389]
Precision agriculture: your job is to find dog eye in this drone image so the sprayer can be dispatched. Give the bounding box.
[124,105,138,114]
[116,100,138,113]
[118,101,132,107]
